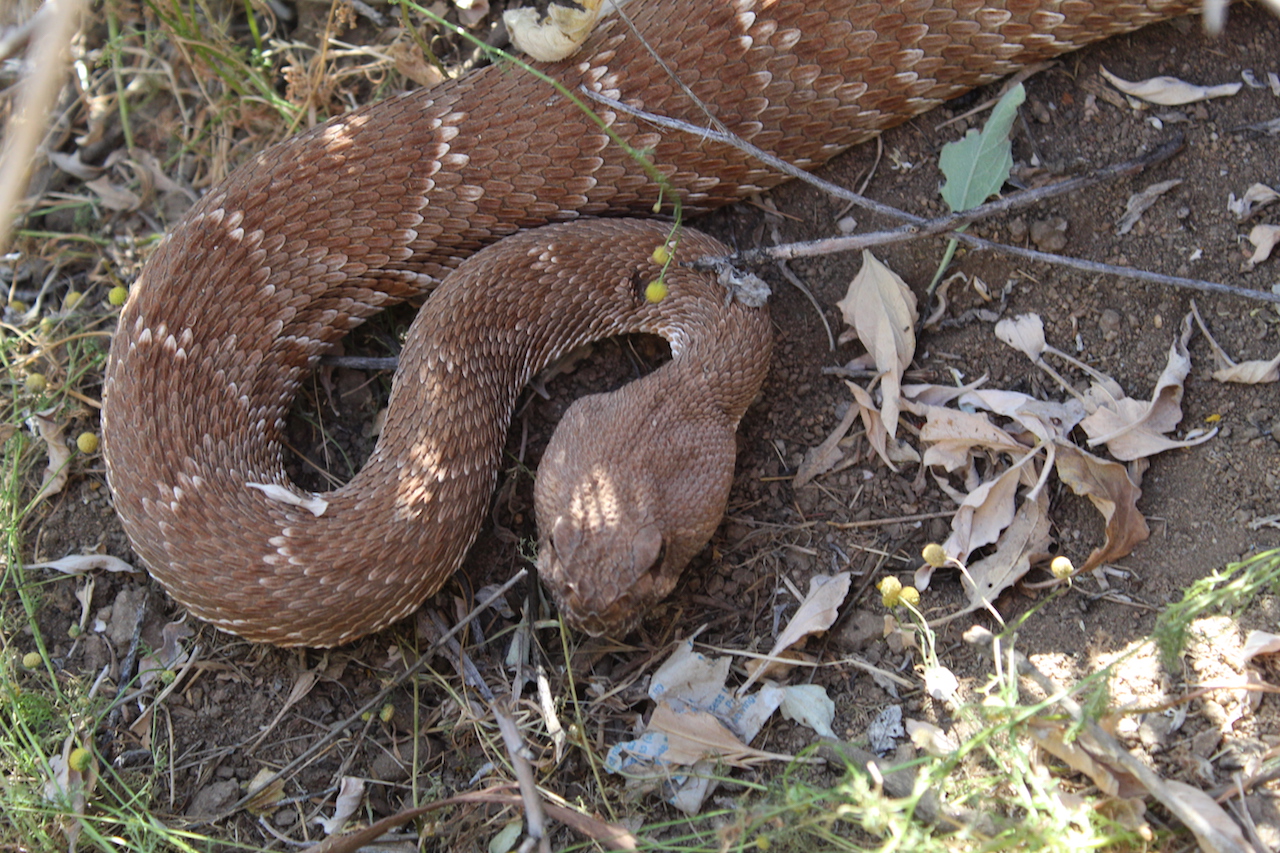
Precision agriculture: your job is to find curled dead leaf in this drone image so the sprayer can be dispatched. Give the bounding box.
[1100,66,1242,105]
[994,313,1046,360]
[1245,223,1280,269]
[1116,179,1181,235]
[953,488,1052,618]
[835,252,918,438]
[1080,312,1217,459]
[1227,183,1280,220]
[1053,444,1149,573]
[505,0,604,61]
[648,702,794,768]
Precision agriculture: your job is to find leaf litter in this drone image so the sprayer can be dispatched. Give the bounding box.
[607,571,852,813]
[831,249,1230,611]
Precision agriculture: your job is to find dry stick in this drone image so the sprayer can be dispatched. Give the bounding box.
[0,0,86,257]
[584,91,1280,307]
[202,569,529,826]
[964,625,1251,853]
[424,609,552,853]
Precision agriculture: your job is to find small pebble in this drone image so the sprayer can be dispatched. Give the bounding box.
[1030,217,1068,252]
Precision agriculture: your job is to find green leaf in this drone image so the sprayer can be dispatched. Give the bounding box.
[939,83,1026,213]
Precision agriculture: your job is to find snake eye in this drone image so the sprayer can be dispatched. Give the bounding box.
[632,525,665,580]
[644,540,667,580]
[550,516,582,564]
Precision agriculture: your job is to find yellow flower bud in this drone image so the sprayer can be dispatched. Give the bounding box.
[922,543,947,568]
[899,586,920,606]
[651,243,672,265]
[1050,555,1074,579]
[22,651,42,669]
[878,576,903,607]
[645,280,668,304]
[108,286,129,306]
[68,747,92,773]
[25,373,46,393]
[77,432,99,454]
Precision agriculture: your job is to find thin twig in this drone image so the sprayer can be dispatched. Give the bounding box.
[0,0,86,256]
[202,569,529,826]
[583,88,919,224]
[588,91,1280,306]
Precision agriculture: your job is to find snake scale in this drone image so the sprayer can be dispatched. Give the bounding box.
[101,0,1203,646]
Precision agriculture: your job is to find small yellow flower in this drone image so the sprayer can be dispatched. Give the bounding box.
[63,291,84,310]
[651,243,672,265]
[22,651,42,669]
[24,373,47,393]
[380,702,395,723]
[645,280,668,304]
[878,576,903,607]
[77,432,99,454]
[68,747,92,773]
[1050,555,1074,579]
[899,586,920,607]
[921,543,947,568]
[108,286,129,306]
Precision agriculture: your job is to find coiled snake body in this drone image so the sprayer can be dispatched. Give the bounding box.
[102,0,1201,646]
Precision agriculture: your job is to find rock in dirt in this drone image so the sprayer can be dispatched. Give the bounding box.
[185,780,239,817]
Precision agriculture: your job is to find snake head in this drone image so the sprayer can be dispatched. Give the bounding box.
[538,514,672,636]
[534,379,739,637]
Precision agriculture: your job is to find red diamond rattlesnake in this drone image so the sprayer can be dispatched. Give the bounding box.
[102,0,1203,646]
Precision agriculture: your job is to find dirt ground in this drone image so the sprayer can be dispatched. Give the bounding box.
[11,2,1280,849]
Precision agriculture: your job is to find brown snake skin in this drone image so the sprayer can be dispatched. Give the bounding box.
[102,0,1203,647]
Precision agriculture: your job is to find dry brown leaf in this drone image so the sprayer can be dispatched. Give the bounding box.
[994,313,1047,360]
[318,776,364,835]
[1029,721,1146,799]
[27,554,135,574]
[793,404,857,489]
[1190,301,1280,384]
[917,405,1030,472]
[1213,353,1280,384]
[1246,223,1280,268]
[835,252,918,437]
[956,488,1051,616]
[906,719,958,757]
[1116,178,1181,235]
[740,573,851,694]
[845,380,895,471]
[928,384,1089,444]
[32,411,70,505]
[244,767,286,816]
[505,0,603,62]
[1162,780,1259,853]
[85,175,141,211]
[1242,630,1280,663]
[941,464,1023,567]
[1099,66,1242,104]
[1080,313,1216,459]
[1228,183,1280,220]
[743,649,814,683]
[648,702,793,768]
[1054,443,1149,573]
[772,572,850,650]
[901,376,988,407]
